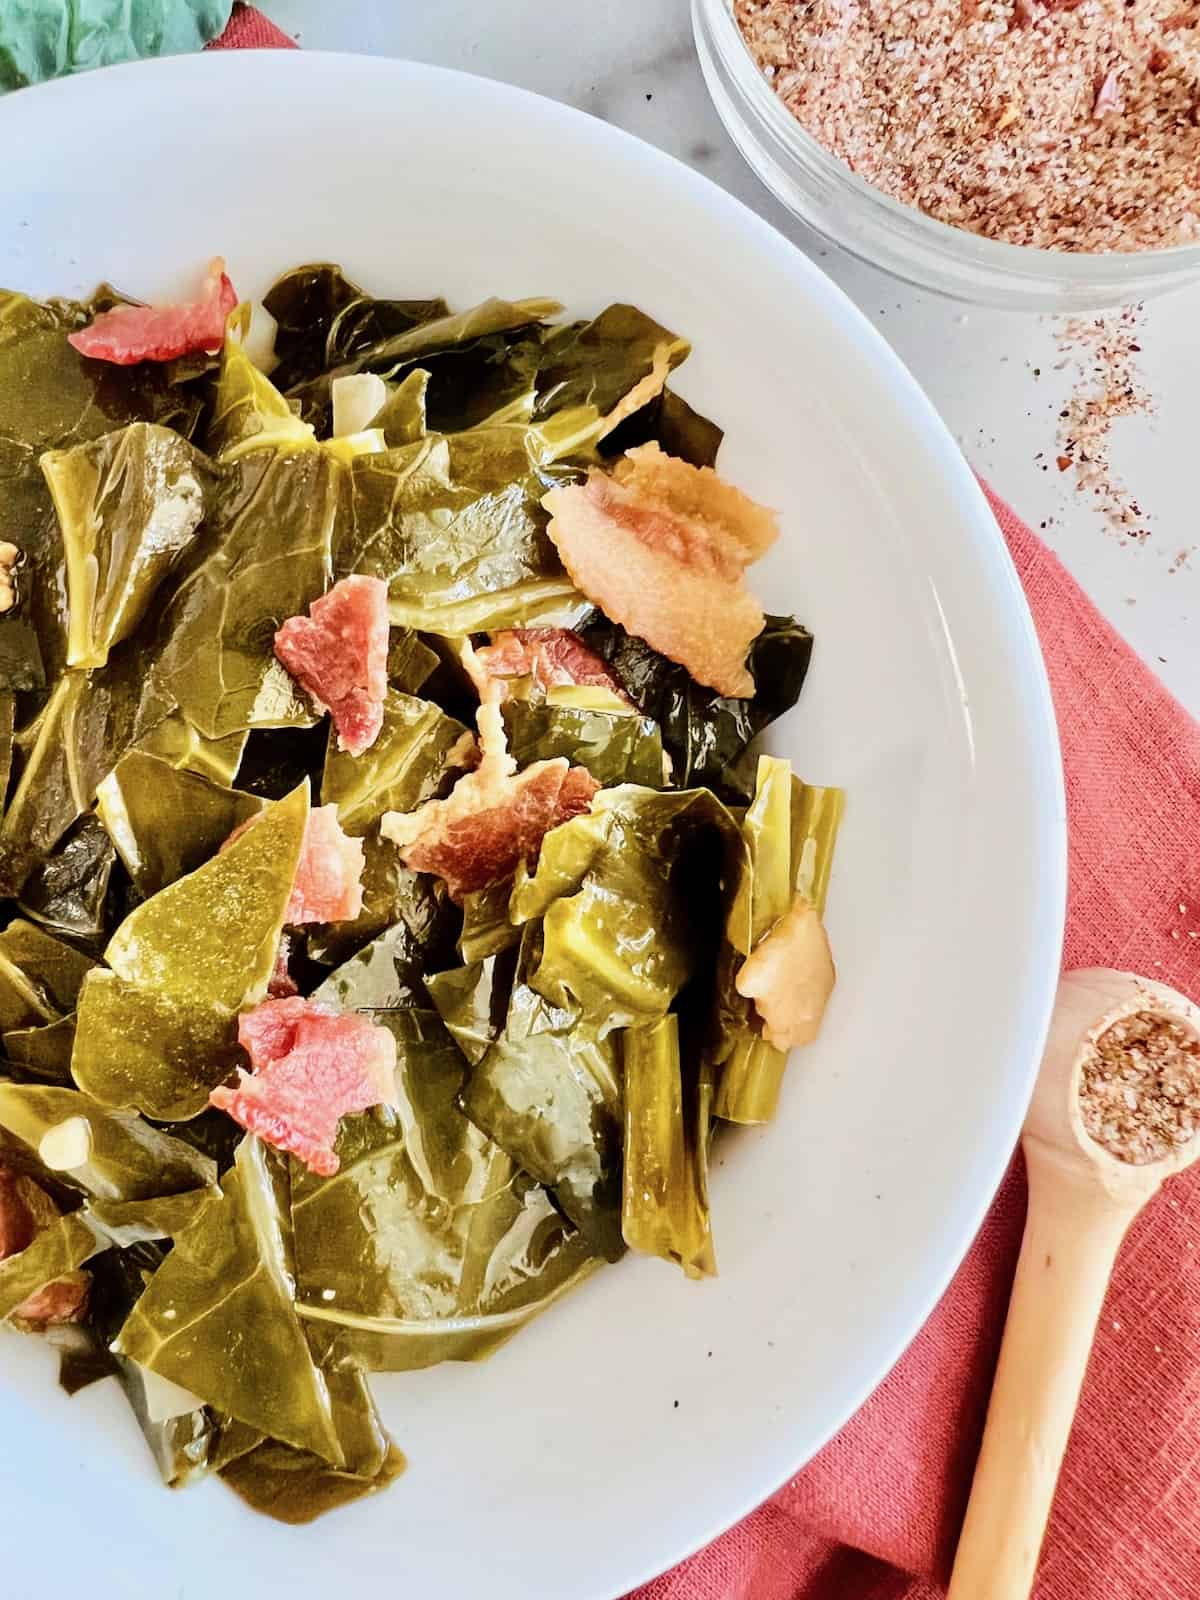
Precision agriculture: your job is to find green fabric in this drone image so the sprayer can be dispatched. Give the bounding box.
[0,2,234,93]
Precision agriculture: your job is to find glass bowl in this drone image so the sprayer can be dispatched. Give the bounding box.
[693,0,1200,310]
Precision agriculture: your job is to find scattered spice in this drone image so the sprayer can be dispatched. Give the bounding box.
[734,0,1200,251]
[1054,309,1153,541]
[1079,1010,1200,1165]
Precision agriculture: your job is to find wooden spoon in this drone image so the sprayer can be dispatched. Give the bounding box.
[947,968,1200,1600]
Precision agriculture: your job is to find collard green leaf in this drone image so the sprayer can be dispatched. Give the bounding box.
[0,1210,100,1322]
[0,638,175,894]
[0,286,204,685]
[511,785,741,1032]
[622,1014,715,1279]
[501,699,664,788]
[41,422,211,670]
[291,1024,598,1370]
[332,297,561,384]
[534,303,689,446]
[96,749,263,898]
[263,262,448,399]
[321,690,472,836]
[306,833,455,968]
[598,386,723,470]
[3,1014,77,1085]
[220,1434,406,1525]
[71,975,242,1123]
[0,919,96,1032]
[218,1361,405,1524]
[0,3,233,93]
[582,615,815,801]
[457,880,522,963]
[338,426,561,602]
[311,922,429,1014]
[311,695,468,967]
[0,1082,216,1201]
[386,576,590,637]
[372,369,429,447]
[712,759,844,1125]
[387,627,440,695]
[459,935,624,1261]
[206,337,317,463]
[72,783,308,1119]
[17,813,116,939]
[115,1137,346,1463]
[426,951,517,1065]
[135,712,247,786]
[152,448,339,740]
[85,1188,218,1248]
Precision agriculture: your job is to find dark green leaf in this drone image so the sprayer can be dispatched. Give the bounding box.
[152,448,339,739]
[386,627,440,694]
[459,932,624,1261]
[501,698,664,787]
[135,712,247,786]
[96,749,263,897]
[582,615,815,801]
[321,689,472,836]
[598,386,723,469]
[0,1082,217,1200]
[0,638,175,894]
[337,426,560,601]
[426,951,518,1065]
[0,918,97,1031]
[263,262,448,397]
[41,423,212,670]
[0,286,204,685]
[306,830,456,968]
[72,784,308,1119]
[534,303,689,450]
[712,758,844,1125]
[114,1137,348,1463]
[457,880,522,963]
[291,1018,599,1371]
[0,1209,100,1322]
[622,1014,715,1279]
[311,922,429,1014]
[511,785,741,1031]
[17,813,116,938]
[206,337,317,462]
[3,1014,77,1084]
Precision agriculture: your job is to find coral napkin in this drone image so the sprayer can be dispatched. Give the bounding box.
[214,16,1200,1596]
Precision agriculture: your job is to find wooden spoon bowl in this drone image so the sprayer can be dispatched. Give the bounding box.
[947,968,1200,1600]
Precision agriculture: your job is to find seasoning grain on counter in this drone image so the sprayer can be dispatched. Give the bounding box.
[735,0,1200,251]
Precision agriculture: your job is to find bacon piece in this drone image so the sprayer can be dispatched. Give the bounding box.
[210,998,398,1178]
[223,805,365,927]
[274,575,389,756]
[735,897,836,1050]
[471,628,634,704]
[542,442,778,698]
[0,1168,90,1327]
[381,701,599,901]
[67,258,238,365]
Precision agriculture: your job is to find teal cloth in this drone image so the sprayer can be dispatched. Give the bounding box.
[0,1,234,92]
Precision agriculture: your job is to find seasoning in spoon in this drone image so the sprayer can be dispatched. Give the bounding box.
[1079,1010,1200,1165]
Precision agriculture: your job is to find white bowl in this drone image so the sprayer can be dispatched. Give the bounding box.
[0,50,1065,1600]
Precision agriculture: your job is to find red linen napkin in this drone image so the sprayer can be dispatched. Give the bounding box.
[213,17,1200,1595]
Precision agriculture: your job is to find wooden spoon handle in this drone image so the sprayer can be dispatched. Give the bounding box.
[947,1144,1140,1600]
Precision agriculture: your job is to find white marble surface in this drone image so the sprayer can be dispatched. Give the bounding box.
[270,0,1198,714]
